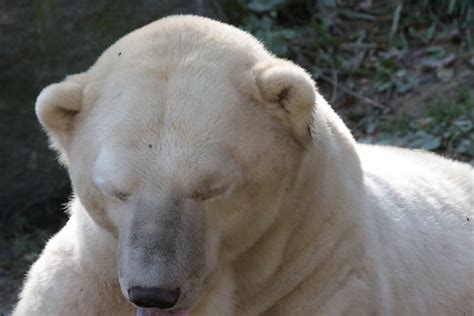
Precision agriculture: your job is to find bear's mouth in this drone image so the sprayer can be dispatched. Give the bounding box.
[136,307,189,316]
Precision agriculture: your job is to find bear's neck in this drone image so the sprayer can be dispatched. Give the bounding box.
[230,104,373,315]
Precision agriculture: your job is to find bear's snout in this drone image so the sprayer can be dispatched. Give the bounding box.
[117,198,207,311]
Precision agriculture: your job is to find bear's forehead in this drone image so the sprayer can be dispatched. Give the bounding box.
[88,16,266,86]
[81,17,267,136]
[94,64,245,128]
[84,65,260,158]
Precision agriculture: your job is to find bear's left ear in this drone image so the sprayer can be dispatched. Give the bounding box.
[253,60,316,144]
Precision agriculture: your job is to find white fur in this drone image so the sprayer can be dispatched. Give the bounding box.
[14,15,473,316]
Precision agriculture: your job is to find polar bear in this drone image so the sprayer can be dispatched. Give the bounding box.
[14,15,473,316]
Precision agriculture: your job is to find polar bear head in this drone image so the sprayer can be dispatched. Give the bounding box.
[35,16,317,313]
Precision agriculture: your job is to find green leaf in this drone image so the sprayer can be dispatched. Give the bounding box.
[454,119,473,133]
[469,56,474,67]
[411,131,442,150]
[424,22,436,43]
[455,139,474,155]
[375,80,393,92]
[424,137,442,151]
[246,0,287,13]
[436,67,454,82]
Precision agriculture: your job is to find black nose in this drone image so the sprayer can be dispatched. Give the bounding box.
[128,286,180,309]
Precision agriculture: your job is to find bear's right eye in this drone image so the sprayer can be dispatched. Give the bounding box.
[100,186,131,202]
[94,175,131,202]
[112,191,131,202]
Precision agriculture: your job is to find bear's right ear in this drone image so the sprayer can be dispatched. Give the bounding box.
[252,59,316,146]
[35,81,83,152]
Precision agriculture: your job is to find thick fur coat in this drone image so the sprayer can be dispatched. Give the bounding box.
[14,15,473,316]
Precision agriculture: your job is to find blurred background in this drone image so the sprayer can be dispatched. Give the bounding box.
[0,0,472,313]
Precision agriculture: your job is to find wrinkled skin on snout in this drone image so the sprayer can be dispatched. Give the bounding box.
[116,198,206,308]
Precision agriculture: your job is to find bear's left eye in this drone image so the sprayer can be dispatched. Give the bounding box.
[190,186,227,202]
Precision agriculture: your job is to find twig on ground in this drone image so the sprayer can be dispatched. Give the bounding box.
[317,73,385,109]
[389,3,403,44]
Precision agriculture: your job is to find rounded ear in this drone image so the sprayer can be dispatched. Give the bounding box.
[253,60,316,144]
[36,81,83,151]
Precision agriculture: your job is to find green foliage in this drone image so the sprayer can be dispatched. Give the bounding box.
[227,0,473,162]
[366,86,474,160]
[242,15,296,56]
[245,0,287,13]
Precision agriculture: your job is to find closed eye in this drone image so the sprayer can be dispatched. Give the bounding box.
[190,186,227,201]
[94,176,131,202]
[113,191,131,201]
